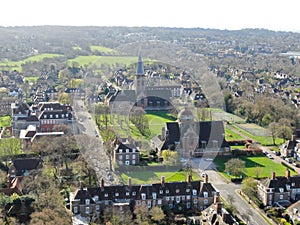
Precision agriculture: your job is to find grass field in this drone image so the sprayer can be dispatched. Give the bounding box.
[225,127,244,140]
[214,155,297,179]
[121,169,200,185]
[231,124,284,146]
[0,53,64,71]
[68,55,146,67]
[90,46,117,54]
[146,111,176,139]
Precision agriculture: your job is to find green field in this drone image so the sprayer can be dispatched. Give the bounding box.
[225,127,244,140]
[214,155,297,179]
[121,168,200,185]
[146,111,176,139]
[90,45,117,54]
[68,55,146,67]
[0,53,64,71]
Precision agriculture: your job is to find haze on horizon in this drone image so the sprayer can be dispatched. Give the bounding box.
[1,0,299,32]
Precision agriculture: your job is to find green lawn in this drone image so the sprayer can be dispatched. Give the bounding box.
[225,127,244,140]
[68,55,153,67]
[90,45,117,54]
[121,169,200,185]
[0,53,64,71]
[214,155,297,179]
[146,111,176,139]
[0,138,21,157]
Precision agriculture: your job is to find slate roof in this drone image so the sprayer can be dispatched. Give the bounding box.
[260,175,300,192]
[115,142,138,153]
[11,158,43,175]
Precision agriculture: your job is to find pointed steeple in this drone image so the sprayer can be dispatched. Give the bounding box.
[136,53,144,75]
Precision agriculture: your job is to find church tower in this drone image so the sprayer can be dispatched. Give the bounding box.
[134,54,147,108]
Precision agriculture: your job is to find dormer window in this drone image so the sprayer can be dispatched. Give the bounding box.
[104,193,108,197]
[85,199,90,205]
[141,193,146,200]
[292,182,295,187]
[166,189,169,194]
[119,149,123,153]
[203,191,208,198]
[286,185,291,190]
[186,188,190,193]
[132,192,136,196]
[176,189,180,193]
[159,190,163,194]
[279,188,284,193]
[50,114,53,118]
[152,192,157,200]
[115,192,119,197]
[55,114,59,118]
[133,149,136,153]
[126,149,129,153]
[44,115,47,119]
[126,192,130,196]
[193,190,197,196]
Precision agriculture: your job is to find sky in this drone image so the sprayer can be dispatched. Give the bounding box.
[1,0,299,32]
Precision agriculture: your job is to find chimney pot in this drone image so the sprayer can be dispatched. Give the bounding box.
[161,176,165,187]
[271,172,276,180]
[286,169,290,179]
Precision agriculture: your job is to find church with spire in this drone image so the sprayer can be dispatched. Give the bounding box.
[107,54,179,111]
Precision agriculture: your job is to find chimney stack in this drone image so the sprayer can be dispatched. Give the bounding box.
[204,174,208,183]
[79,180,83,190]
[271,172,276,180]
[128,177,132,188]
[161,176,165,187]
[286,169,290,179]
[100,178,105,191]
[214,192,220,204]
[187,174,192,183]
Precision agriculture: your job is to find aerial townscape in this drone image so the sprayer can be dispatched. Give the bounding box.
[0,26,300,225]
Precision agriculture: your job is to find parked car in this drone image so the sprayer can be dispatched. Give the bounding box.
[266,154,274,159]
[285,158,292,163]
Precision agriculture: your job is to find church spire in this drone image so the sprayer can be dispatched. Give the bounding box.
[136,53,144,75]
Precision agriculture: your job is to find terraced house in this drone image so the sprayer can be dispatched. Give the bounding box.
[70,175,218,218]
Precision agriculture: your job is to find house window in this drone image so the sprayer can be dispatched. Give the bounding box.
[279,188,284,193]
[85,206,90,214]
[186,188,190,193]
[96,205,100,211]
[169,204,173,209]
[85,199,90,205]
[132,155,136,159]
[125,161,130,165]
[132,192,136,196]
[176,196,180,203]
[50,114,53,119]
[119,149,123,153]
[133,149,136,153]
[280,195,283,200]
[166,197,170,201]
[73,206,78,214]
[125,155,129,160]
[126,149,129,153]
[115,193,119,197]
[166,189,169,194]
[203,192,208,198]
[104,193,108,197]
[157,199,162,205]
[186,202,191,208]
[105,201,109,205]
[141,193,146,200]
[119,155,123,160]
[192,189,197,196]
[152,193,157,200]
[55,114,59,118]
[147,201,151,208]
[193,199,198,204]
[132,160,136,165]
[93,195,99,202]
[126,192,130,196]
[176,189,180,193]
[204,199,208,204]
[186,196,190,200]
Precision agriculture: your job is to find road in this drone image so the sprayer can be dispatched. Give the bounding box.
[190,158,275,225]
[71,99,120,185]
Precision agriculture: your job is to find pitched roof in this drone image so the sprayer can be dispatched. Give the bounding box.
[12,158,43,173]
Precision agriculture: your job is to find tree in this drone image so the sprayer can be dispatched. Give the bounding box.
[162,150,179,165]
[149,206,166,223]
[242,177,257,199]
[268,122,279,145]
[134,205,151,225]
[130,107,150,136]
[225,158,246,177]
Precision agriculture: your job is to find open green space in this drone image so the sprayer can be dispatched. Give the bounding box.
[68,55,151,67]
[121,168,200,185]
[90,45,117,54]
[214,155,297,179]
[0,138,21,157]
[0,53,64,71]
[225,127,244,140]
[231,124,284,146]
[146,111,176,139]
